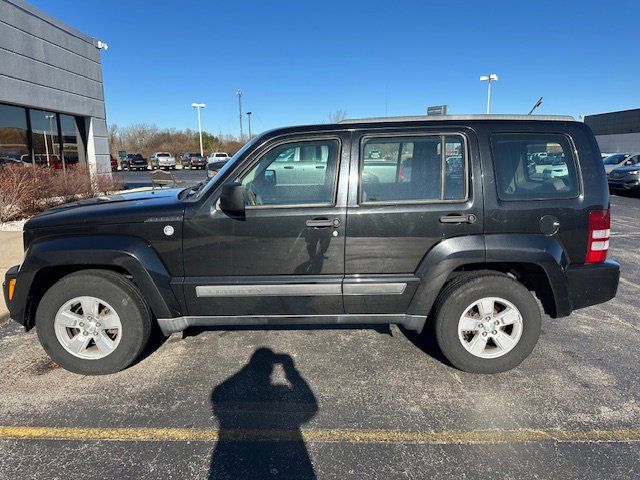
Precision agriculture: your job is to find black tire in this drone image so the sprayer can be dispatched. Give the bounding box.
[434,273,541,374]
[36,270,152,375]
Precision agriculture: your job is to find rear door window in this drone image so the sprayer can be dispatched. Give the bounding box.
[490,133,580,200]
[360,134,467,203]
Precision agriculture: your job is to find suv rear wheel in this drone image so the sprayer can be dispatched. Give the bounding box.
[434,273,541,374]
[36,270,152,375]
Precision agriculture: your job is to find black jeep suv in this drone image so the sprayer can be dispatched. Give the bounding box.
[3,115,619,375]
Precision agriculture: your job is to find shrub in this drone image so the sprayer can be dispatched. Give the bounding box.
[0,164,123,222]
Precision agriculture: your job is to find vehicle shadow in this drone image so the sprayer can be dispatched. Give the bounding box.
[398,318,451,367]
[209,348,318,480]
[609,189,640,199]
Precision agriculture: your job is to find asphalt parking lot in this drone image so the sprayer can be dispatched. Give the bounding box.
[0,194,638,479]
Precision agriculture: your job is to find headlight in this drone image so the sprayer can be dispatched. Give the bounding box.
[628,170,640,175]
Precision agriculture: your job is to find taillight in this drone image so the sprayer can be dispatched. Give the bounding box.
[586,210,610,263]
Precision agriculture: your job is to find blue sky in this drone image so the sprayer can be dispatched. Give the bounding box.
[29,0,640,137]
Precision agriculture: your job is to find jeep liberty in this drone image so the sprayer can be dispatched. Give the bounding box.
[3,115,620,375]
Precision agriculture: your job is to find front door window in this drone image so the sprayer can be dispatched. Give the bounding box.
[241,139,340,206]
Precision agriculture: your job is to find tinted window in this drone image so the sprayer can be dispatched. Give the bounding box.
[30,109,61,167]
[241,139,340,206]
[360,134,467,203]
[603,153,629,165]
[0,104,29,162]
[491,133,579,200]
[59,114,86,166]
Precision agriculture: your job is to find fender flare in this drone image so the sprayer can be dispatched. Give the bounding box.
[15,235,182,325]
[408,235,486,316]
[484,233,571,317]
[407,234,570,317]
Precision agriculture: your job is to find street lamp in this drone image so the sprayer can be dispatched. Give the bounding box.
[479,73,498,114]
[191,103,206,156]
[246,111,252,139]
[236,90,243,140]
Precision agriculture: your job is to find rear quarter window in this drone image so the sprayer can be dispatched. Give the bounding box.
[490,133,580,201]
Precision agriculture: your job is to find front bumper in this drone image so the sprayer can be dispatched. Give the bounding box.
[608,177,640,190]
[565,260,620,311]
[2,265,21,322]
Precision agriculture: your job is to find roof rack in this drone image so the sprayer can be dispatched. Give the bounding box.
[339,114,575,124]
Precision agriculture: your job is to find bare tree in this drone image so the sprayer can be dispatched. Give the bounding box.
[327,109,347,123]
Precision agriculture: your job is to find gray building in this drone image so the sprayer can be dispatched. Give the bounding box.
[584,108,640,154]
[0,0,110,173]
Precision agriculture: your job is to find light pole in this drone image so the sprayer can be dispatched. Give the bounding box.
[191,103,206,156]
[236,90,243,140]
[479,73,498,114]
[246,111,252,139]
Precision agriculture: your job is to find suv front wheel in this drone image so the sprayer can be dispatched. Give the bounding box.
[434,273,541,374]
[36,270,152,375]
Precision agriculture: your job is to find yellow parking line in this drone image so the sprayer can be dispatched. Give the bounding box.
[0,426,638,444]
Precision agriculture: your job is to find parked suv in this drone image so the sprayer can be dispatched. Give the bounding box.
[151,152,176,170]
[182,152,207,169]
[3,115,619,375]
[608,154,640,192]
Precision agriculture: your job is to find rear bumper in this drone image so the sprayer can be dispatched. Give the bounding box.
[565,260,620,311]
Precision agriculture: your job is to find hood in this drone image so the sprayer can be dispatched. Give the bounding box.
[25,188,185,230]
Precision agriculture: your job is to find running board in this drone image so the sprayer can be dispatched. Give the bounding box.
[157,314,427,336]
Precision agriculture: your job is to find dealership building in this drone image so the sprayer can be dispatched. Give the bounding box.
[584,108,640,154]
[0,0,110,173]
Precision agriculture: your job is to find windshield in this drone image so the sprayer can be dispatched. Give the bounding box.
[603,154,628,165]
[157,153,170,157]
[185,136,261,201]
[215,153,227,157]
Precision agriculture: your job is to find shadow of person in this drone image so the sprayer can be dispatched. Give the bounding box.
[294,226,331,275]
[209,348,318,480]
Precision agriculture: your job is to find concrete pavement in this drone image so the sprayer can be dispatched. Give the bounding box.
[0,231,22,322]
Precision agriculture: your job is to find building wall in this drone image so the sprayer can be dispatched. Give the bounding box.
[595,133,640,154]
[584,108,640,154]
[0,0,109,172]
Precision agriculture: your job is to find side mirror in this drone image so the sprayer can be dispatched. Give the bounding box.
[220,182,245,216]
[624,160,633,166]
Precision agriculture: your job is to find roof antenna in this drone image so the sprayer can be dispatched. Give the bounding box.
[528,97,543,115]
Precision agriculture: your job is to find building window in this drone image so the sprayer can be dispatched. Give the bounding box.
[29,109,62,168]
[0,104,29,163]
[59,114,87,167]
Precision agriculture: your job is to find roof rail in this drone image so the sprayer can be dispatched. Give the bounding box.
[339,114,575,124]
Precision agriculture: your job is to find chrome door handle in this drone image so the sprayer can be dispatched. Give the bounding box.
[306,218,338,228]
[439,214,477,224]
